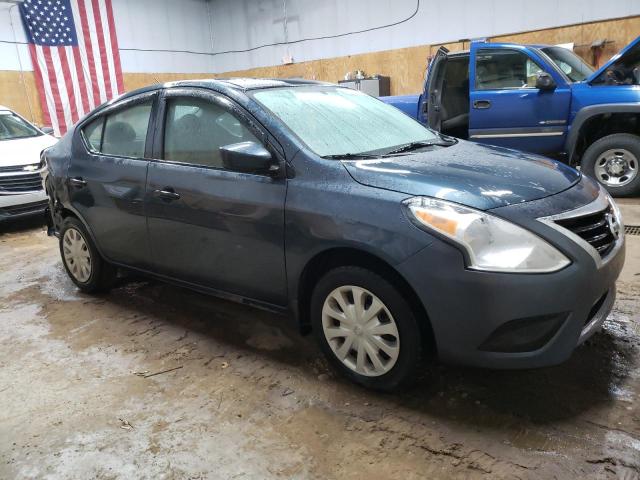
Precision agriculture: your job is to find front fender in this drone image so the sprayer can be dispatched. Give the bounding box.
[567,103,640,162]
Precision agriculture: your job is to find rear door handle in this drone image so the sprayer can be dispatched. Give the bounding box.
[69,177,87,187]
[153,188,181,201]
[473,100,491,109]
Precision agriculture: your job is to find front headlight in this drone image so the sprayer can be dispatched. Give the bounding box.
[404,197,570,273]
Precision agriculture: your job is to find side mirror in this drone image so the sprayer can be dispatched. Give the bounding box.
[535,72,556,91]
[41,126,54,135]
[219,141,278,174]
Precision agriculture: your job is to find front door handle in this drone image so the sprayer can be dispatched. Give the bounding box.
[69,177,87,187]
[153,188,181,201]
[473,100,491,109]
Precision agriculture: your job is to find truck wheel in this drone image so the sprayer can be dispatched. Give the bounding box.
[310,266,423,391]
[59,216,116,293]
[582,133,640,197]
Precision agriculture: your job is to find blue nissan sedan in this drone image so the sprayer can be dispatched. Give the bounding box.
[42,78,625,391]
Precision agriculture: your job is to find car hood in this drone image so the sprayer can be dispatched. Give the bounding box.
[342,141,581,210]
[0,134,57,168]
[586,35,640,83]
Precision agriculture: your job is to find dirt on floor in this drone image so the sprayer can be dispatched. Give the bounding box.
[1,217,639,480]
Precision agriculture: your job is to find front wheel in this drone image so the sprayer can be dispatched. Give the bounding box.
[310,266,423,391]
[582,133,640,197]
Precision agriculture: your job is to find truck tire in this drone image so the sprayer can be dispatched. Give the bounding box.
[582,133,640,197]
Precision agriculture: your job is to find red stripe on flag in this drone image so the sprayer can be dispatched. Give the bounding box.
[42,48,67,135]
[71,46,91,116]
[27,44,52,128]
[58,48,79,124]
[90,0,112,98]
[104,0,124,93]
[77,0,101,104]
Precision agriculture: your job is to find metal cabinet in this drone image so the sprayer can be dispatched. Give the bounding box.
[338,76,390,97]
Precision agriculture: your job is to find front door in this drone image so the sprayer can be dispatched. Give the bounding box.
[145,88,287,306]
[67,92,157,269]
[425,47,449,129]
[469,44,571,154]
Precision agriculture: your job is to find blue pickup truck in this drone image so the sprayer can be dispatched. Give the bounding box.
[382,36,640,196]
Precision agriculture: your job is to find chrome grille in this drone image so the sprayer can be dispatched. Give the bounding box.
[554,207,616,258]
[0,164,39,173]
[0,200,48,217]
[0,173,43,192]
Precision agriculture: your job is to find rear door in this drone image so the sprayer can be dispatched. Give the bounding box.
[67,91,157,269]
[424,47,449,130]
[145,88,287,306]
[468,43,571,154]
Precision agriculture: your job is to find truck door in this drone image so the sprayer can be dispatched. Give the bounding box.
[468,43,571,154]
[424,47,449,130]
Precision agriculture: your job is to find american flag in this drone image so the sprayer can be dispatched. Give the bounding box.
[19,0,124,136]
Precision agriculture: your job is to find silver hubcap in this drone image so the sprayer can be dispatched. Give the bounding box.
[595,148,638,187]
[62,228,92,283]
[321,285,400,377]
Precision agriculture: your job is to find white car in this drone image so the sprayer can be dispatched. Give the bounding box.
[0,106,57,223]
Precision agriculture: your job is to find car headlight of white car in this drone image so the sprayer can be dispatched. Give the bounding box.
[404,197,571,273]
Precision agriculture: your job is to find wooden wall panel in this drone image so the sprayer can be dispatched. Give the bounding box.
[123,72,214,92]
[2,15,638,125]
[0,70,43,125]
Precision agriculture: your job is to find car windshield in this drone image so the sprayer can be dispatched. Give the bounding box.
[0,112,41,141]
[251,86,440,157]
[540,47,594,82]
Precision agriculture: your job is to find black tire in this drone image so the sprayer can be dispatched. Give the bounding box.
[310,266,423,391]
[59,216,116,293]
[582,133,640,197]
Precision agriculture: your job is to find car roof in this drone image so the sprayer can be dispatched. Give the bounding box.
[114,77,334,103]
[0,105,11,112]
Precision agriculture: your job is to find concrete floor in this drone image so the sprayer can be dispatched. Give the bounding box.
[1,209,639,480]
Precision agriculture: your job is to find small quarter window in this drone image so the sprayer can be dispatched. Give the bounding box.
[82,116,104,152]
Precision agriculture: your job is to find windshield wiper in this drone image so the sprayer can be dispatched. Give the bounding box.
[383,139,455,156]
[322,153,382,160]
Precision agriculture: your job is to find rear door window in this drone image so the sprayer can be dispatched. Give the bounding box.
[81,116,104,152]
[101,101,153,158]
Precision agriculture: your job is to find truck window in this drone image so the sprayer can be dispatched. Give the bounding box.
[476,49,543,90]
[539,46,593,82]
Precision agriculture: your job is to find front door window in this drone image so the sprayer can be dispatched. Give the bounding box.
[163,97,259,169]
[476,49,544,89]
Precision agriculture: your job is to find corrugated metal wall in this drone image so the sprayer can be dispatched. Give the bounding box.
[208,0,640,72]
[2,0,639,73]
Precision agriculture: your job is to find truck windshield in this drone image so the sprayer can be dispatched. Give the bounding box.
[0,112,42,141]
[251,86,439,157]
[540,47,594,82]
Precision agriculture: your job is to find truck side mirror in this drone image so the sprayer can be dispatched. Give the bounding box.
[535,72,556,91]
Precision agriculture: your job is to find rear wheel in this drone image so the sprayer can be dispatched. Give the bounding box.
[311,266,423,391]
[59,217,116,293]
[582,133,640,197]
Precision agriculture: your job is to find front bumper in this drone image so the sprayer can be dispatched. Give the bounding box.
[0,191,48,222]
[396,180,625,369]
